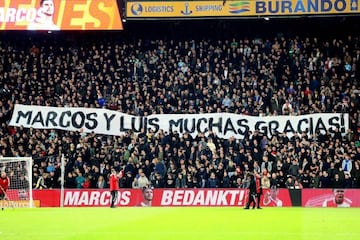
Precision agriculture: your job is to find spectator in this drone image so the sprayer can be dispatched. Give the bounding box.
[65,172,76,188]
[96,175,106,189]
[222,95,232,108]
[343,173,352,188]
[83,176,91,189]
[134,169,149,189]
[351,161,360,188]
[221,171,231,188]
[342,154,353,175]
[121,171,134,188]
[165,173,176,188]
[294,179,303,189]
[288,160,300,177]
[261,156,272,174]
[269,173,279,188]
[75,172,85,189]
[309,172,320,188]
[300,171,311,188]
[151,172,165,188]
[261,173,271,189]
[153,158,166,178]
[175,173,186,188]
[35,173,48,190]
[230,171,241,188]
[46,171,59,189]
[207,172,219,188]
[285,176,295,189]
[319,171,331,188]
[331,173,344,188]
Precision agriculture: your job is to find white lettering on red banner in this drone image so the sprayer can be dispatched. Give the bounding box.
[161,189,246,206]
[64,190,131,206]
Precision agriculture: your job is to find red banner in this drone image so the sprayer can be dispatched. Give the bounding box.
[302,189,360,208]
[0,0,123,30]
[31,188,360,207]
[32,188,295,207]
[33,189,60,207]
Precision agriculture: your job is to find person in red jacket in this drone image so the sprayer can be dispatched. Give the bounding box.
[0,171,10,210]
[109,168,122,208]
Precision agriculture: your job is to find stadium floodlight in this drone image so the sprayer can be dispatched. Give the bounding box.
[0,157,33,209]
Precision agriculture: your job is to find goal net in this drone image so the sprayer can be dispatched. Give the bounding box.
[0,157,33,208]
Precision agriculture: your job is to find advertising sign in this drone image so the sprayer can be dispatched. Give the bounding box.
[303,189,360,207]
[126,0,360,18]
[0,0,123,30]
[33,188,295,207]
[31,188,360,208]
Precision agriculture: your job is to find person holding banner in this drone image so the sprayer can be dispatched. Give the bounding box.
[0,171,10,211]
[28,0,60,31]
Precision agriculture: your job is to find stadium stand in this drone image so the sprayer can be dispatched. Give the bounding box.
[0,18,360,190]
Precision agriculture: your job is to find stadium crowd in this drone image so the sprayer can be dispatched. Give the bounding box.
[0,24,360,191]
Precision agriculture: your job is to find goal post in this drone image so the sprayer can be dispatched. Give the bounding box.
[0,157,33,208]
[60,154,65,208]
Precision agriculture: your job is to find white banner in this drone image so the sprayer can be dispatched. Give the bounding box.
[9,104,348,139]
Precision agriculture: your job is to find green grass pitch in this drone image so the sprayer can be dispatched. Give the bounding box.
[0,207,359,240]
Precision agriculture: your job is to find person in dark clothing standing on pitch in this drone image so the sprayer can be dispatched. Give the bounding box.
[255,172,262,209]
[244,174,257,209]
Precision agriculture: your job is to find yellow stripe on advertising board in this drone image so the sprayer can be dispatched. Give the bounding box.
[126,0,360,18]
